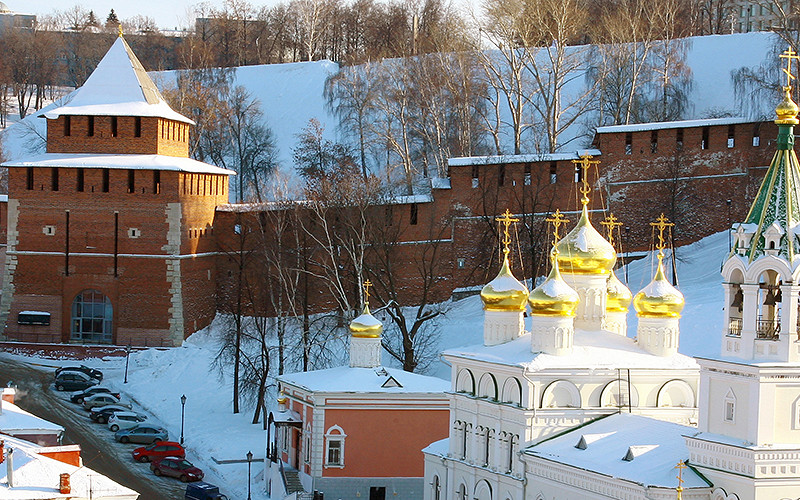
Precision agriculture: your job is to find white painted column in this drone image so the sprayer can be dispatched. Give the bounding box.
[483,310,525,346]
[561,273,607,330]
[531,315,574,356]
[740,283,760,360]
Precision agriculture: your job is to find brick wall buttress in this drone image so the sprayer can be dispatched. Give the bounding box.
[164,203,184,346]
[0,199,20,338]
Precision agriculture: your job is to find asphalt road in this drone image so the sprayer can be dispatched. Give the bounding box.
[0,356,188,499]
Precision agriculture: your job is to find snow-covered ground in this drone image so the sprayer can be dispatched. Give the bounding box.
[0,32,778,181]
[0,229,728,499]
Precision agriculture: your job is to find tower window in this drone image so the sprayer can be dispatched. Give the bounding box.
[63,116,71,137]
[111,116,118,137]
[472,165,479,188]
[87,116,94,137]
[153,170,161,194]
[550,162,557,184]
[728,124,735,148]
[525,164,532,186]
[76,168,84,192]
[26,167,33,190]
[51,167,59,191]
[702,126,709,149]
[134,117,142,138]
[127,170,135,194]
[410,203,418,225]
[625,132,632,154]
[102,168,109,193]
[753,124,761,147]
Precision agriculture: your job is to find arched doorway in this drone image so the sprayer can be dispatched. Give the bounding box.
[71,290,113,344]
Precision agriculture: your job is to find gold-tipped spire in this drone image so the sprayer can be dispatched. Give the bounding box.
[480,209,529,312]
[528,211,580,317]
[676,461,686,500]
[118,24,124,38]
[350,279,382,337]
[776,47,800,124]
[573,155,601,206]
[633,214,685,318]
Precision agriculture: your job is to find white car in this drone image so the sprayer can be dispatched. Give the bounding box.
[108,412,148,432]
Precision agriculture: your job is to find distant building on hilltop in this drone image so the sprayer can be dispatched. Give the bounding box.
[0,2,35,33]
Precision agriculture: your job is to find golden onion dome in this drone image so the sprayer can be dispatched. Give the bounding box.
[776,86,799,125]
[633,257,685,318]
[480,255,529,312]
[349,305,383,338]
[555,205,617,275]
[277,391,287,405]
[606,271,632,313]
[528,256,579,317]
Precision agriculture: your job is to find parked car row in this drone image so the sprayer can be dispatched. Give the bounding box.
[53,374,207,485]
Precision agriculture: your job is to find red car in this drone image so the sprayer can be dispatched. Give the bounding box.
[150,456,204,482]
[131,441,185,463]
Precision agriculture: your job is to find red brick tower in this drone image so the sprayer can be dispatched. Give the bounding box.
[0,35,233,346]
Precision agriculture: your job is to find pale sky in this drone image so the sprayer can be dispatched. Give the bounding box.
[12,1,229,30]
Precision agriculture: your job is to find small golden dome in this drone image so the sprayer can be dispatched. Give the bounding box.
[481,255,529,311]
[349,305,383,338]
[776,86,799,125]
[606,271,632,313]
[277,391,287,404]
[555,206,617,275]
[633,257,685,318]
[528,257,579,317]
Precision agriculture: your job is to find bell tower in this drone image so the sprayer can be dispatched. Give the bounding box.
[687,47,800,500]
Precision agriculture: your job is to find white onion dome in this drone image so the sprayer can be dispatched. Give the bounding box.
[606,271,632,313]
[633,258,685,318]
[555,205,617,275]
[349,305,383,338]
[480,256,530,312]
[528,256,579,317]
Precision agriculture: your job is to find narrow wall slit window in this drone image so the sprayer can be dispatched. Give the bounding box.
[650,130,658,153]
[153,170,161,194]
[702,126,709,149]
[472,165,479,188]
[127,170,135,194]
[625,132,632,154]
[26,167,33,190]
[498,164,506,187]
[51,167,59,191]
[76,168,84,192]
[87,116,94,137]
[550,162,557,184]
[410,203,418,225]
[102,168,110,193]
[676,128,684,149]
[111,116,118,137]
[134,117,142,138]
[63,116,71,137]
[728,124,735,148]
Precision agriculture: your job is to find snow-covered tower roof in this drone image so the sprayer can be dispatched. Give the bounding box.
[44,35,193,125]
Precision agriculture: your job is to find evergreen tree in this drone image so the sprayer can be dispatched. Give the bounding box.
[105,9,119,30]
[87,10,99,28]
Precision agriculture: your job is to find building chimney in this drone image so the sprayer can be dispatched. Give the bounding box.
[59,473,71,494]
[6,447,13,488]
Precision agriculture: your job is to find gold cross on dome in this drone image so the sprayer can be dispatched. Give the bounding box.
[118,24,124,38]
[572,155,600,206]
[545,210,570,247]
[781,47,800,88]
[363,279,373,305]
[495,209,520,256]
[601,213,623,246]
[675,461,686,499]
[650,213,674,255]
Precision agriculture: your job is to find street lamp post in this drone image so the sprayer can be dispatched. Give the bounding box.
[180,395,187,446]
[123,343,131,384]
[247,450,253,500]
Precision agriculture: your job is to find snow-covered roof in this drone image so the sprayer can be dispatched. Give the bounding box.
[443,329,698,372]
[448,149,601,167]
[525,413,710,489]
[0,435,138,499]
[422,437,449,456]
[596,117,757,134]
[43,36,193,125]
[278,365,449,394]
[3,153,235,175]
[0,400,64,435]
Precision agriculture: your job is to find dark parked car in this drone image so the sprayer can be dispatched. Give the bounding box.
[114,424,169,444]
[55,365,103,381]
[132,441,185,463]
[70,387,119,404]
[151,456,204,482]
[89,404,131,423]
[54,371,98,392]
[185,482,228,500]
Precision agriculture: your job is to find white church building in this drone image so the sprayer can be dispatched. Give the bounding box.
[422,52,800,500]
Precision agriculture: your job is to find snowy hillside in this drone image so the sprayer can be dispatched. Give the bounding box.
[0,32,778,180]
